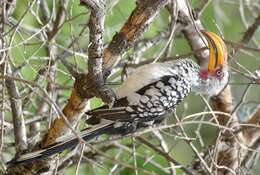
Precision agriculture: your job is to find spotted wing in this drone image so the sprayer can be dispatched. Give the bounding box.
[86,75,191,124]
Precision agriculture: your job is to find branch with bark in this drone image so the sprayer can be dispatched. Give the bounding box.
[5,0,169,174]
[2,0,260,175]
[175,1,260,174]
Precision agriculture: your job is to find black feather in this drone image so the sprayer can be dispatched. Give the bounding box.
[7,122,115,166]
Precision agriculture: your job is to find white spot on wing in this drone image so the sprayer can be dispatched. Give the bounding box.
[169,77,177,85]
[127,93,141,105]
[126,106,134,112]
[140,95,149,103]
[156,81,164,88]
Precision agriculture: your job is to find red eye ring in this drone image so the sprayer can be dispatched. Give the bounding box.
[215,69,224,79]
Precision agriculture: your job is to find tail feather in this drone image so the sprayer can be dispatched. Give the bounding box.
[7,121,115,166]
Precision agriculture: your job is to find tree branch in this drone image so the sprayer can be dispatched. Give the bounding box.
[136,136,195,175]
[6,0,169,174]
[176,1,260,174]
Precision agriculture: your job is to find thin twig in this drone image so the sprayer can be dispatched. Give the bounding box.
[136,136,195,175]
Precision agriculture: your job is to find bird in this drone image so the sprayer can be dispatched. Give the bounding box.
[7,31,229,166]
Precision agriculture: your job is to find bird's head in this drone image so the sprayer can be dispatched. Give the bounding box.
[193,31,229,96]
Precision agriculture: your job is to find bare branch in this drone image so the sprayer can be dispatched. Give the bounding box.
[136,136,195,175]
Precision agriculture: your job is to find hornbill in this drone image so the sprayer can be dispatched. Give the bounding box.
[7,31,229,165]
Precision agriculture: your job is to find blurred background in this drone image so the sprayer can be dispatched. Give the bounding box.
[1,0,260,174]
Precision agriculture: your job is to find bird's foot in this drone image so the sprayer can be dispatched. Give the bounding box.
[98,85,116,108]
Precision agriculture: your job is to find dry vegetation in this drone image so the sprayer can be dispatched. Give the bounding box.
[0,0,260,174]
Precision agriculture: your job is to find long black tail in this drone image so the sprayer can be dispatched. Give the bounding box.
[7,122,115,166]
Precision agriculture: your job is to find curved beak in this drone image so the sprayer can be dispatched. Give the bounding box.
[201,31,228,72]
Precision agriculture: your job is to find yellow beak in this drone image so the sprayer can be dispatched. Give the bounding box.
[201,31,228,72]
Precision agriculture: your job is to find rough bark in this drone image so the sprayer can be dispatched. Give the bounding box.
[6,0,169,174]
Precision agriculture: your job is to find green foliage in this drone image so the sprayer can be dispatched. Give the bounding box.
[3,0,260,174]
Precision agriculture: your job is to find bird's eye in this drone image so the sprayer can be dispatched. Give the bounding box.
[215,69,224,79]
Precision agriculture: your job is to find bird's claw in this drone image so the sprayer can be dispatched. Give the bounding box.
[98,85,116,108]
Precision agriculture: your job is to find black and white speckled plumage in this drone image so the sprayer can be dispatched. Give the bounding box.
[87,59,200,132]
[7,58,229,165]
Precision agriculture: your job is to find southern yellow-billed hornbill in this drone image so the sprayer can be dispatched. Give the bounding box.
[7,31,228,165]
